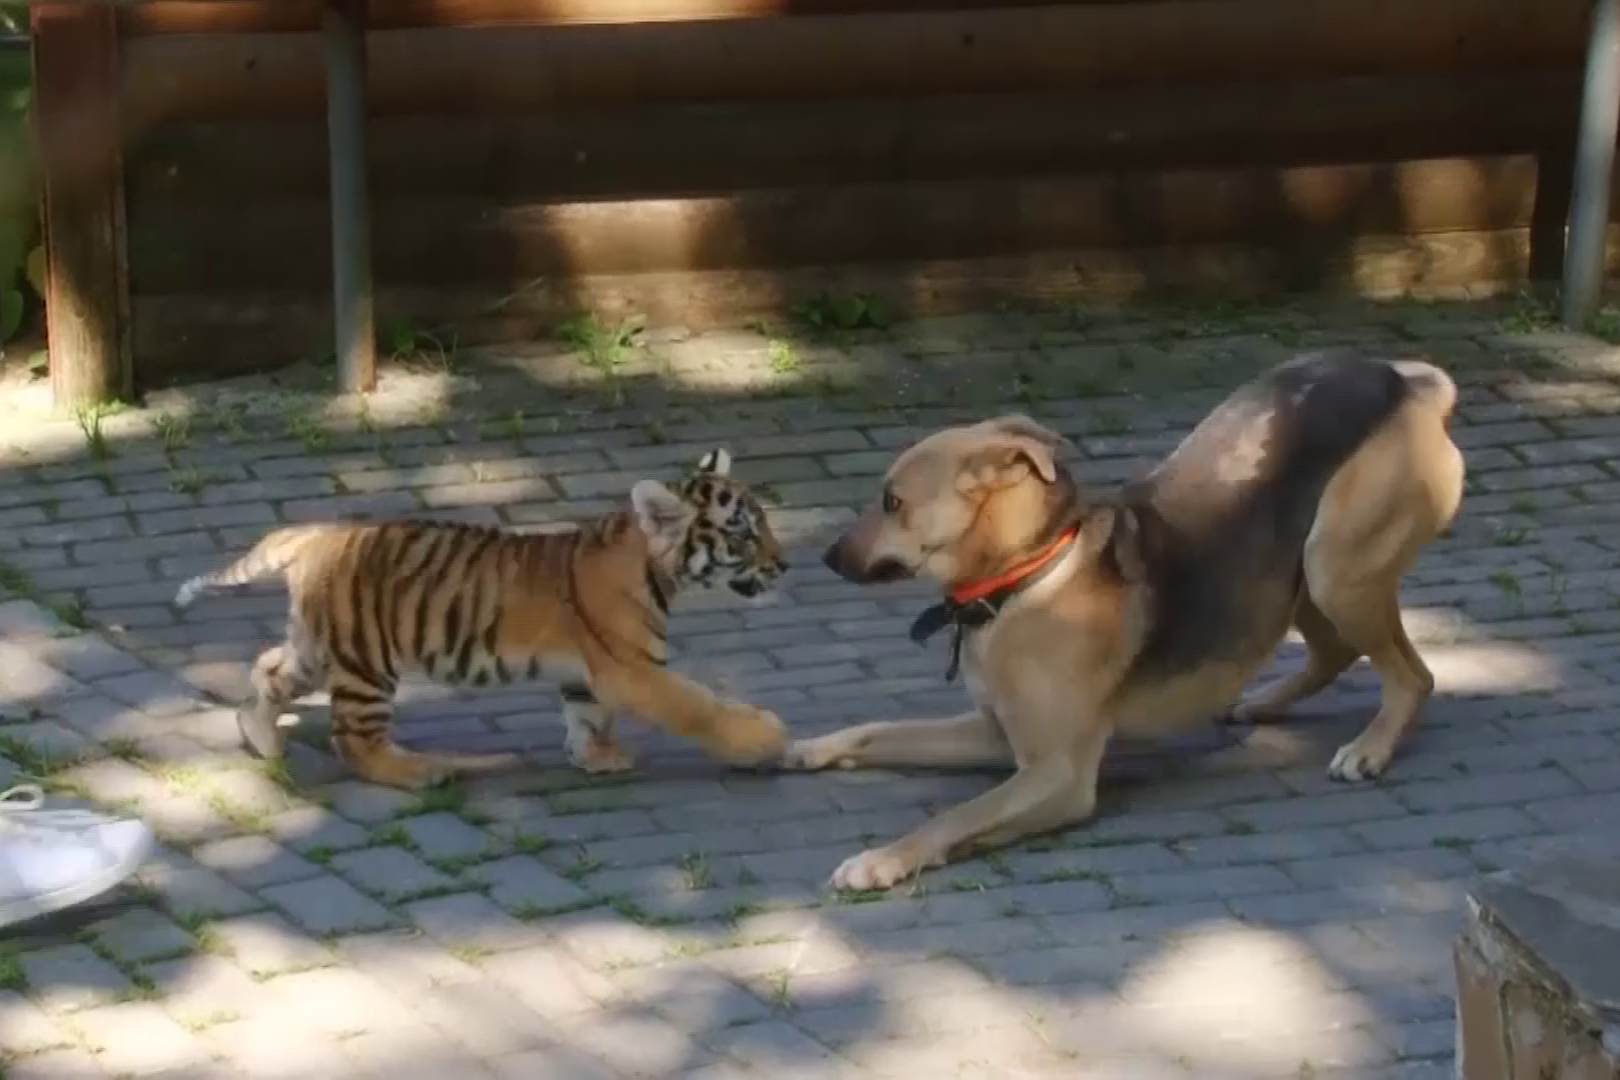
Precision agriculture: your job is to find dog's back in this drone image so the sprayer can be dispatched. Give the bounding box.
[1124,350,1416,677]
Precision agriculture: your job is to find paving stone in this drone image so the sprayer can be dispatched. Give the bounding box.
[206,1016,365,1079]
[72,1000,215,1075]
[89,906,197,965]
[564,1012,704,1078]
[611,962,775,1031]
[6,1046,113,1079]
[321,781,420,824]
[465,854,591,914]
[406,980,556,1058]
[265,803,372,853]
[258,965,419,1038]
[209,911,335,977]
[0,990,75,1055]
[398,810,496,862]
[260,874,399,935]
[332,844,460,902]
[342,1033,505,1079]
[90,668,206,717]
[190,833,325,890]
[18,944,134,1013]
[139,853,265,920]
[403,891,543,953]
[488,1047,623,1080]
[544,907,689,969]
[144,954,263,1029]
[480,944,619,1020]
[704,1019,847,1073]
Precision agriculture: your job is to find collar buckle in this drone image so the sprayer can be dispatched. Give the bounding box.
[908,527,1081,683]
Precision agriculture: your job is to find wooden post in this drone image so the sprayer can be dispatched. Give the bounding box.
[30,1,131,410]
[323,0,377,394]
[1563,0,1620,329]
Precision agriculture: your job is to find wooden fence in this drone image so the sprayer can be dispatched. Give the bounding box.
[32,0,1601,393]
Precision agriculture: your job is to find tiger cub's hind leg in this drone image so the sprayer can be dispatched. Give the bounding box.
[327,666,523,791]
[325,666,448,790]
[559,682,634,774]
[240,643,319,761]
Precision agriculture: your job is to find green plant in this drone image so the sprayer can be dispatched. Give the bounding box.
[286,410,330,453]
[0,944,26,992]
[557,313,645,375]
[73,403,119,461]
[48,598,87,630]
[168,467,218,496]
[1498,288,1558,334]
[154,413,192,454]
[1590,305,1620,343]
[794,291,889,335]
[384,319,459,371]
[766,338,800,374]
[0,558,31,598]
[677,851,715,891]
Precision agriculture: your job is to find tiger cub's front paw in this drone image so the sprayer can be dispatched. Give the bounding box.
[708,704,788,766]
[564,726,637,774]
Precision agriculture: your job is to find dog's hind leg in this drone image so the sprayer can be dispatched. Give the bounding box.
[1228,593,1360,724]
[1304,407,1464,782]
[1313,580,1432,782]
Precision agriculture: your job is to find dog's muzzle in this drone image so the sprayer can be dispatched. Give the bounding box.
[823,539,913,584]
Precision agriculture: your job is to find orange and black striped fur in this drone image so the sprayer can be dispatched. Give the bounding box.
[173,449,791,790]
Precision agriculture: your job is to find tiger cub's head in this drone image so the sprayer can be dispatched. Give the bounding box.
[631,448,788,599]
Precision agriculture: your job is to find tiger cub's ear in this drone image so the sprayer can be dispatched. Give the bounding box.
[695,448,732,477]
[631,480,693,539]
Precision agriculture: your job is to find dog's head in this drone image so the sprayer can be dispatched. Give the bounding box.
[823,414,1079,589]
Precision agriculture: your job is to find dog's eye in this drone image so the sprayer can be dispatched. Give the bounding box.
[882,490,902,514]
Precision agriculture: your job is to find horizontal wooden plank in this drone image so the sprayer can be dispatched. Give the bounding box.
[121,0,1094,35]
[119,0,1585,124]
[127,156,1542,294]
[124,71,1582,204]
[131,228,1560,385]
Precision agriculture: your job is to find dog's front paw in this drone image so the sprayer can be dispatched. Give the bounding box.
[780,732,860,771]
[829,845,916,892]
[1327,734,1393,782]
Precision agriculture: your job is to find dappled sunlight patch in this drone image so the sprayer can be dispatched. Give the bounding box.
[1425,641,1566,695]
[1083,920,1378,1074]
[1400,605,1477,646]
[0,641,82,719]
[1189,724,1326,776]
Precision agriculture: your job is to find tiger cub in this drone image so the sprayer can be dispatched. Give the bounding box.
[173,448,790,790]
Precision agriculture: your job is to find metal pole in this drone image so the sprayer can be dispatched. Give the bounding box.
[1563,0,1620,330]
[322,0,377,393]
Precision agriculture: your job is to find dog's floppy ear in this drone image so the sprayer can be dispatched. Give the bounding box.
[964,414,1073,486]
[1079,503,1146,581]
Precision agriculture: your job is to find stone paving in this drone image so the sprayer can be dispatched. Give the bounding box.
[1,293,1619,1078]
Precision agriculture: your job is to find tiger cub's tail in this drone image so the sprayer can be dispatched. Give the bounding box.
[173,523,338,609]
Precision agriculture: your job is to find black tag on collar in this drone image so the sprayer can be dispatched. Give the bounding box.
[909,598,1000,682]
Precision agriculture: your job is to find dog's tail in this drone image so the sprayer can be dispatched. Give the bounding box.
[174,524,336,609]
[1393,359,1458,425]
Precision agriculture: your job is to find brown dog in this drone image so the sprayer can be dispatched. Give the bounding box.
[786,350,1466,891]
